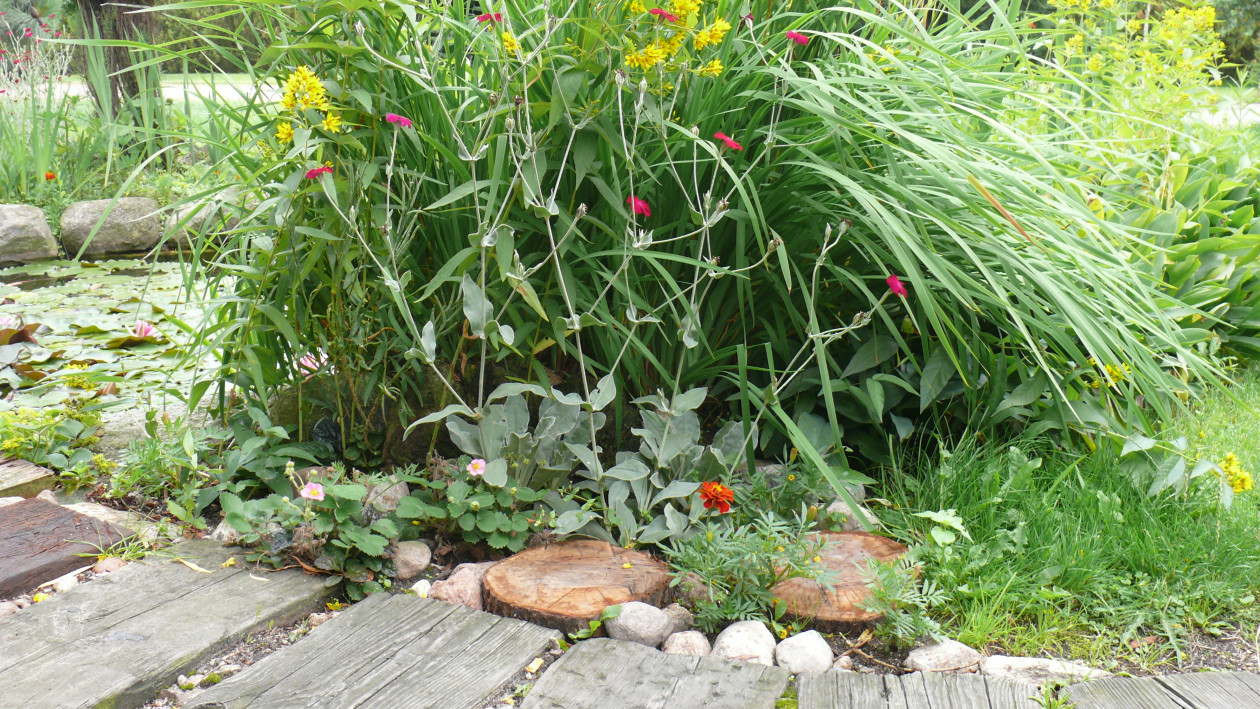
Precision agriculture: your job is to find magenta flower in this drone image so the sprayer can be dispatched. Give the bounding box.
[133,320,159,338]
[649,8,680,22]
[477,12,502,22]
[786,30,809,45]
[467,458,487,476]
[886,274,908,297]
[299,482,325,502]
[384,113,413,129]
[714,132,743,151]
[305,165,334,179]
[626,195,651,218]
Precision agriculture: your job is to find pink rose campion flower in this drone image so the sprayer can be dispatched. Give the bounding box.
[299,482,325,502]
[476,12,502,22]
[467,458,487,477]
[305,165,334,179]
[384,113,413,129]
[714,131,743,151]
[886,274,908,297]
[649,8,679,22]
[786,30,809,45]
[626,195,651,218]
[133,320,159,338]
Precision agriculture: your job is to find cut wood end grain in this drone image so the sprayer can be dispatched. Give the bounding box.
[771,531,907,630]
[483,539,672,633]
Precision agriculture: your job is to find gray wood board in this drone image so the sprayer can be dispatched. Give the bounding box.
[1065,675,1194,709]
[0,497,131,597]
[0,458,55,497]
[0,538,332,709]
[188,595,560,709]
[521,637,791,709]
[1155,672,1260,709]
[800,670,1046,709]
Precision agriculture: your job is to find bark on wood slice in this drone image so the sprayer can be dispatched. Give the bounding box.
[483,539,672,633]
[771,531,907,632]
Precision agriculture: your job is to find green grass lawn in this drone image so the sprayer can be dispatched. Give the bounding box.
[881,370,1260,669]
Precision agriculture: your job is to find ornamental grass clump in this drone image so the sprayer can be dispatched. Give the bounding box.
[149,0,1232,512]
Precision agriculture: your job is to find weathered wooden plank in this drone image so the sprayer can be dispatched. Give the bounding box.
[0,498,131,597]
[1233,672,1260,698]
[189,595,559,709]
[982,676,1042,709]
[521,637,790,709]
[0,458,55,497]
[922,670,992,709]
[887,672,930,709]
[1155,672,1260,709]
[1065,676,1193,709]
[0,539,332,709]
[798,670,888,709]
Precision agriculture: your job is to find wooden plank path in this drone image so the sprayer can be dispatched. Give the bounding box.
[520,637,791,709]
[0,458,55,497]
[1066,672,1260,709]
[799,670,1041,709]
[0,497,131,596]
[189,594,560,709]
[0,538,332,709]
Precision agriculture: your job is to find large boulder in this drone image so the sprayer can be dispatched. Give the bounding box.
[0,205,58,264]
[61,198,161,259]
[604,602,673,648]
[774,630,833,674]
[429,560,497,611]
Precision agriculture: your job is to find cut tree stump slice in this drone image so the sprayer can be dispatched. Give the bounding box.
[483,539,672,633]
[770,531,907,631]
[0,498,132,597]
[0,458,55,498]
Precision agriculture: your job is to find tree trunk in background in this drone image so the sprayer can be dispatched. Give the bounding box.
[77,0,156,115]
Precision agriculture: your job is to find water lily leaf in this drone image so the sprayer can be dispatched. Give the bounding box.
[104,335,167,349]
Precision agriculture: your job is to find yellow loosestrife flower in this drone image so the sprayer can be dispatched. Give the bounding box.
[321,113,342,133]
[626,0,647,13]
[1065,34,1084,54]
[1087,55,1105,72]
[276,121,294,143]
[625,43,667,70]
[697,58,723,77]
[694,17,731,50]
[502,31,519,53]
[669,0,702,20]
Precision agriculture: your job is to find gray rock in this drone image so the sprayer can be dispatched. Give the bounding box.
[826,498,877,531]
[363,478,408,523]
[710,620,776,666]
[904,639,983,674]
[662,630,711,656]
[0,496,23,508]
[61,197,161,259]
[35,490,57,504]
[663,603,693,635]
[391,540,432,580]
[208,519,240,544]
[0,205,58,264]
[604,602,673,648]
[833,655,854,671]
[429,560,496,611]
[0,601,18,618]
[775,630,833,674]
[410,579,432,597]
[980,655,1112,687]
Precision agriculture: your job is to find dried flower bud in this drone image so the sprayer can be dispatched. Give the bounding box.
[614,70,627,87]
[514,95,524,107]
[638,78,648,94]
[505,116,515,131]
[576,203,588,217]
[488,92,500,106]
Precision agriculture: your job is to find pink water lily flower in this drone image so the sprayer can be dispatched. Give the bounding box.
[714,132,743,151]
[886,274,908,297]
[299,482,325,501]
[626,195,651,218]
[298,351,327,375]
[649,8,679,22]
[0,315,18,330]
[384,113,413,129]
[786,30,809,45]
[133,320,159,338]
[467,458,487,476]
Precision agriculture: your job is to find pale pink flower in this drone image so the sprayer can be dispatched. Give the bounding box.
[299,482,325,501]
[133,320,159,338]
[298,352,327,375]
[0,315,18,330]
[467,458,487,477]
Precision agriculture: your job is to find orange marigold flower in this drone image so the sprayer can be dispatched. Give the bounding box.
[44,171,55,181]
[700,481,733,513]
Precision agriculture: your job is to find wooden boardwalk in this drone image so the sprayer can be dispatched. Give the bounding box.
[799,670,1041,709]
[189,594,560,709]
[0,539,331,709]
[521,637,790,709]
[1066,672,1260,708]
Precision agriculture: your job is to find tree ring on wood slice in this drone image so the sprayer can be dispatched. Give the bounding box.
[770,531,907,632]
[482,539,672,633]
